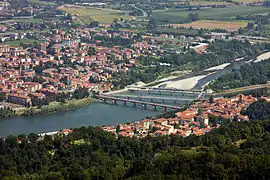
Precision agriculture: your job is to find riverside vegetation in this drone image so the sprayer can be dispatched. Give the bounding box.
[0,101,270,179]
[17,87,92,117]
[209,60,270,91]
[112,40,270,89]
[22,97,93,116]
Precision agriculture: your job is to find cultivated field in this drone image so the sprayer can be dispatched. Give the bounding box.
[152,5,270,23]
[58,5,133,24]
[170,0,233,6]
[28,0,56,6]
[169,20,248,32]
[170,0,264,5]
[231,0,264,4]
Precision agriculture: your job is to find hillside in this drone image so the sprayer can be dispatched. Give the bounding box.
[1,118,270,179]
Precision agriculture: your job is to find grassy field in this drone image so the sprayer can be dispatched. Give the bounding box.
[4,18,44,23]
[231,0,264,3]
[170,20,248,31]
[71,139,91,145]
[59,6,133,24]
[152,6,270,23]
[3,39,44,47]
[170,0,232,6]
[153,27,199,35]
[170,0,264,4]
[28,0,56,6]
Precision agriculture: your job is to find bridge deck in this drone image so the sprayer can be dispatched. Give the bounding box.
[128,87,202,94]
[112,94,192,101]
[97,95,183,110]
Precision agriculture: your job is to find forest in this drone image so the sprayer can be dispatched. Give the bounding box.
[242,99,270,121]
[1,117,270,179]
[209,60,270,91]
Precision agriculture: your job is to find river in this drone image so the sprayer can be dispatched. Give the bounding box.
[0,103,161,137]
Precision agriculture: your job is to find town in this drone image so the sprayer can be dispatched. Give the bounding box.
[0,17,239,112]
[102,94,270,138]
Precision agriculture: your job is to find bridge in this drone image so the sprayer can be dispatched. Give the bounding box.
[128,87,202,95]
[111,94,193,104]
[97,95,183,110]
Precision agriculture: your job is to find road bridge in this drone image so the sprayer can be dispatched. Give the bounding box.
[97,95,183,110]
[128,87,202,95]
[111,94,193,104]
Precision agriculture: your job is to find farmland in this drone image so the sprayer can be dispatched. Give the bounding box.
[58,5,134,24]
[169,20,248,32]
[28,0,56,6]
[152,5,270,23]
[3,39,44,47]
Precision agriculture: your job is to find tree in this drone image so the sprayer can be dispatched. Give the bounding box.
[148,18,157,30]
[247,22,254,30]
[116,124,121,134]
[113,18,118,24]
[0,94,7,101]
[89,21,99,28]
[209,95,214,103]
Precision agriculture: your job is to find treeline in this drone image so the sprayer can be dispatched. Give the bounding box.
[1,118,270,179]
[209,60,270,91]
[23,97,92,116]
[0,107,16,118]
[242,99,270,121]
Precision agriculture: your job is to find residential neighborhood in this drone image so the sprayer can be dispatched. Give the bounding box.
[102,94,264,138]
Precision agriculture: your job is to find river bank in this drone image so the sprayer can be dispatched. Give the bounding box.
[15,97,94,117]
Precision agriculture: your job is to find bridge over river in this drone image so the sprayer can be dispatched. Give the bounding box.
[127,87,205,96]
[97,95,184,110]
[111,94,193,104]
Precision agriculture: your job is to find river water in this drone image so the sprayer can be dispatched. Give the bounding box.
[0,103,161,137]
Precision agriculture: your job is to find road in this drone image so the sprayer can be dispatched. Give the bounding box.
[130,4,148,17]
[213,83,270,96]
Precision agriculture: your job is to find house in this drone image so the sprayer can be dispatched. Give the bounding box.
[8,94,31,105]
[30,92,45,99]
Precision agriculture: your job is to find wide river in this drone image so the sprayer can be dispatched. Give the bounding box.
[0,103,161,137]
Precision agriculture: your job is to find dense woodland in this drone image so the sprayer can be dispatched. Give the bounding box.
[209,60,270,91]
[1,106,270,179]
[242,99,270,121]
